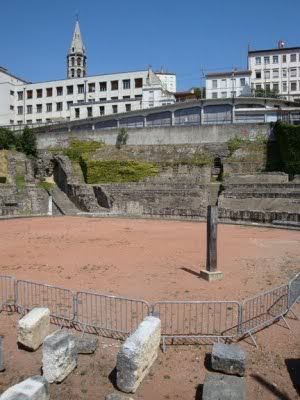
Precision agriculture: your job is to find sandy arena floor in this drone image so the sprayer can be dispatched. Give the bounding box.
[0,216,299,399]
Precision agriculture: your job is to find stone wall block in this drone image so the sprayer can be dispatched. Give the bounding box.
[0,376,49,400]
[116,316,161,393]
[211,343,246,376]
[42,330,77,383]
[202,373,245,400]
[17,308,50,351]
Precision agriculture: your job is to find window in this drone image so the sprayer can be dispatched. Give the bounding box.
[255,57,261,65]
[17,121,22,125]
[26,120,32,124]
[77,69,81,78]
[112,104,118,113]
[56,87,63,96]
[273,55,278,63]
[231,91,236,97]
[88,83,95,93]
[221,79,226,88]
[10,90,14,96]
[282,55,287,63]
[46,88,52,97]
[67,85,73,95]
[290,54,297,62]
[111,80,118,90]
[9,120,14,124]
[36,104,42,113]
[78,100,84,103]
[265,83,270,91]
[17,91,23,101]
[36,89,43,98]
[255,71,261,79]
[10,105,14,110]
[212,79,218,89]
[99,98,106,102]
[282,69,287,78]
[123,95,130,99]
[56,102,63,111]
[77,57,81,66]
[27,105,32,114]
[290,68,297,77]
[111,96,118,100]
[273,69,279,78]
[264,56,270,64]
[87,106,93,117]
[125,103,131,112]
[71,57,75,66]
[27,90,33,99]
[17,106,23,115]
[99,106,105,116]
[264,70,270,79]
[77,84,84,94]
[71,69,75,78]
[46,103,52,112]
[273,83,279,92]
[36,119,42,123]
[256,84,262,89]
[100,82,107,91]
[123,79,130,89]
[291,82,297,91]
[88,98,95,102]
[212,92,218,99]
[135,78,143,88]
[67,101,73,110]
[75,108,80,118]
[240,78,246,86]
[282,82,287,92]
[221,92,227,98]
[135,94,142,99]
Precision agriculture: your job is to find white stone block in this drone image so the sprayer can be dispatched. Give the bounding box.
[42,330,77,383]
[0,376,49,400]
[116,316,161,393]
[17,308,50,351]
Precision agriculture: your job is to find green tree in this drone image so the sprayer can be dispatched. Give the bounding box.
[17,127,37,157]
[0,128,17,150]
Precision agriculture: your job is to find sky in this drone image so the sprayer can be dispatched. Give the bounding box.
[1,0,299,90]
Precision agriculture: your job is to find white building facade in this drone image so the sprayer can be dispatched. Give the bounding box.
[248,45,300,101]
[0,21,175,127]
[206,70,251,99]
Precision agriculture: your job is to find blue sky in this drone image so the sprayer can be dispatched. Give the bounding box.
[1,0,299,90]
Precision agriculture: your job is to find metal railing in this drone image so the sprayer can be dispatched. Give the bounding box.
[0,274,298,347]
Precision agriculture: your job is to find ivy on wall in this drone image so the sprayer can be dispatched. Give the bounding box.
[273,122,300,174]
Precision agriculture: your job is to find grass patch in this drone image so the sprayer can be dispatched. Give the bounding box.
[81,159,159,184]
[63,140,105,162]
[15,174,26,191]
[227,135,267,156]
[38,181,55,191]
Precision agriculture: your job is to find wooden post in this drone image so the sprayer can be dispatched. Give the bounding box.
[200,205,223,281]
[206,205,218,272]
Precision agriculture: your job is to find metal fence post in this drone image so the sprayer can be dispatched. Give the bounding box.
[14,278,18,311]
[237,302,243,336]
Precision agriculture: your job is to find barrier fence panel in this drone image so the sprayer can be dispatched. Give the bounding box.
[288,272,300,309]
[152,301,240,339]
[75,291,150,335]
[240,284,289,335]
[0,276,16,311]
[16,280,74,321]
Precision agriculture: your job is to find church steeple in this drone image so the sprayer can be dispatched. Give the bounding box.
[67,19,87,79]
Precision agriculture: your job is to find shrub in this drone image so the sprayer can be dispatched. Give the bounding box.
[63,140,104,161]
[0,128,17,150]
[17,127,37,157]
[273,122,300,174]
[227,136,245,155]
[80,159,159,184]
[116,128,128,149]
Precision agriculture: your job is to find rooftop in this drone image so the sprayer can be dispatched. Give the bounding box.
[248,46,300,55]
[206,70,251,78]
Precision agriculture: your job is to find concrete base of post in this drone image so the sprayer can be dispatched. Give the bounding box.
[200,270,224,282]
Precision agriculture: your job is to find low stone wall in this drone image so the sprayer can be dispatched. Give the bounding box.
[218,207,300,224]
[224,172,289,184]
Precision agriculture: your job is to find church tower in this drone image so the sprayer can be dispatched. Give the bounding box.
[67,19,87,79]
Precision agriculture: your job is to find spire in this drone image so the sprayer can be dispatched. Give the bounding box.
[68,20,86,55]
[67,19,87,79]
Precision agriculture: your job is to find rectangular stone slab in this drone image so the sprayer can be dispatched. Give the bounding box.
[0,375,49,400]
[42,330,77,383]
[211,343,246,376]
[202,372,245,400]
[17,308,50,351]
[116,316,161,393]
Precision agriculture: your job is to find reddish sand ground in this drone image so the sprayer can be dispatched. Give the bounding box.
[0,217,299,399]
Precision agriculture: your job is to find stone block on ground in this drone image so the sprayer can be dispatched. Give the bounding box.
[211,343,246,376]
[17,308,50,351]
[202,373,245,400]
[0,375,49,400]
[43,330,77,383]
[105,393,134,400]
[0,336,4,372]
[116,316,161,393]
[71,334,98,354]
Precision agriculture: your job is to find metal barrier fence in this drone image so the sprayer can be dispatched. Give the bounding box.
[0,276,15,311]
[75,291,150,336]
[16,280,74,322]
[0,275,299,346]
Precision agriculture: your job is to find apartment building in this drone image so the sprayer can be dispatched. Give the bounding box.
[0,20,175,126]
[206,70,251,99]
[248,43,300,101]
